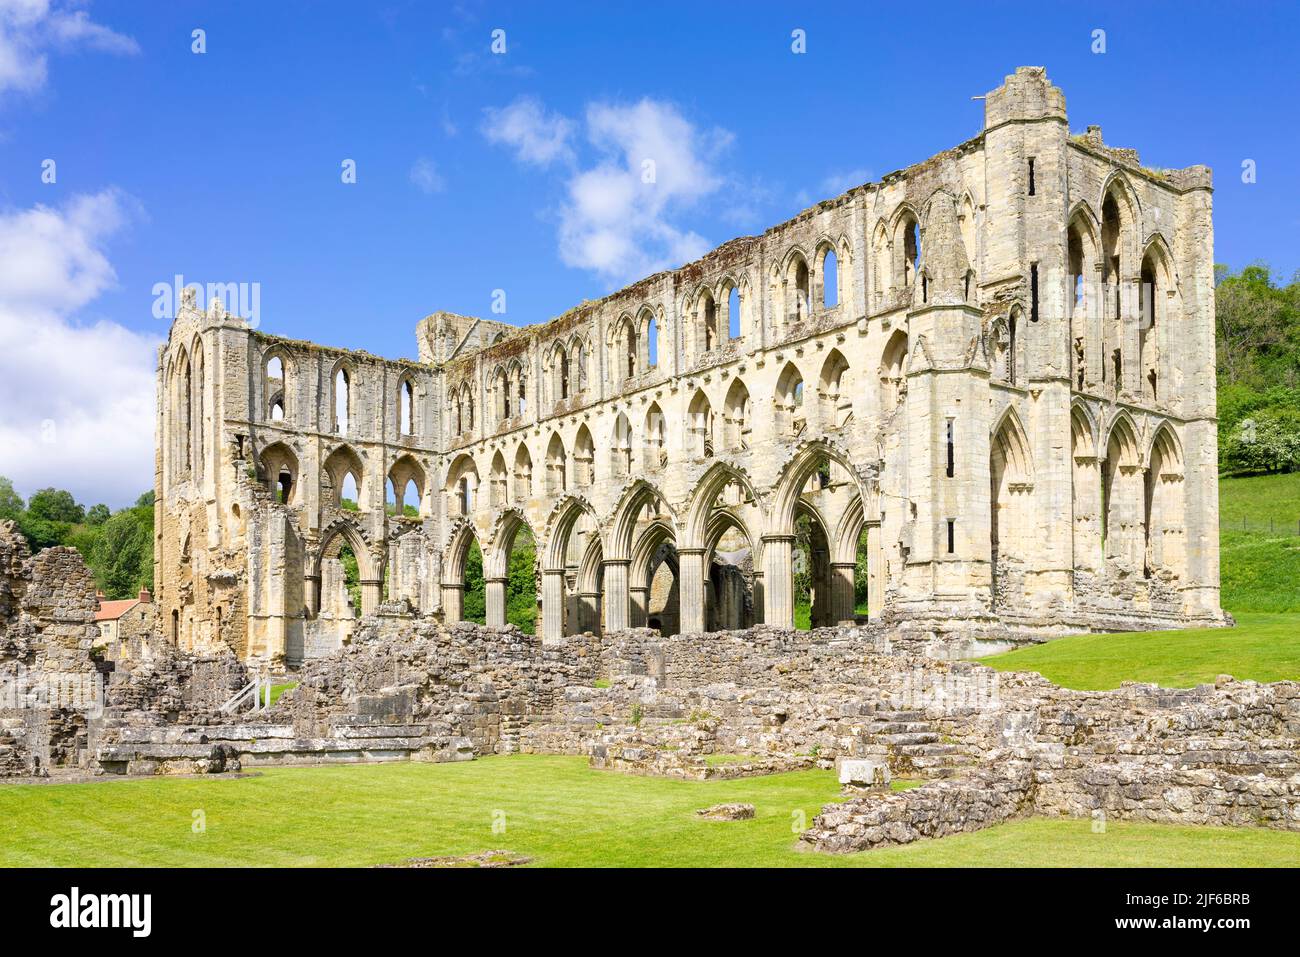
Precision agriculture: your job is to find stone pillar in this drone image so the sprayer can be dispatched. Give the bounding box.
[578,591,601,634]
[761,535,794,629]
[441,582,464,622]
[629,585,649,627]
[678,547,706,634]
[360,578,383,616]
[304,574,321,617]
[602,559,630,632]
[830,561,857,624]
[485,577,507,627]
[542,569,566,642]
[865,524,885,618]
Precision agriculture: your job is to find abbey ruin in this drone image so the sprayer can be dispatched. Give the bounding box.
[154,66,1224,666]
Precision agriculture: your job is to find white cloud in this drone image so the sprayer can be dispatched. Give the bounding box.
[409,157,446,194]
[819,167,873,196]
[0,190,158,509]
[481,95,574,167]
[0,0,137,94]
[485,96,734,284]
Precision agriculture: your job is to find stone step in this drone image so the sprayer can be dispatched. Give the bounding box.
[873,710,927,722]
[880,732,940,746]
[868,721,932,735]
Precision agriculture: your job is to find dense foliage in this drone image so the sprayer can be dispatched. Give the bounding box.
[0,476,153,599]
[1216,265,1300,475]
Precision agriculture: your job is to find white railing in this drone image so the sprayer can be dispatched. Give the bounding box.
[219,674,276,714]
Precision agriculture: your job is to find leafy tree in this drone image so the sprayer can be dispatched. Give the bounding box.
[26,488,85,525]
[506,529,538,634]
[463,541,486,623]
[85,504,111,526]
[0,476,23,523]
[90,503,153,598]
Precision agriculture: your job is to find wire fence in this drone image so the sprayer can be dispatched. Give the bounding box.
[1223,517,1300,537]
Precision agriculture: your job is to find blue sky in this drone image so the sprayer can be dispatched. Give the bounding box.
[1,0,1298,506]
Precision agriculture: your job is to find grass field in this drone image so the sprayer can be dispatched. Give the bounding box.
[980,611,1300,689]
[2,755,1296,868]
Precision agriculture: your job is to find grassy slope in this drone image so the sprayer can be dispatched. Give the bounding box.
[981,473,1300,688]
[2,756,1296,868]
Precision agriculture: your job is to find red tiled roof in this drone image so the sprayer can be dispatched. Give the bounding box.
[95,599,140,622]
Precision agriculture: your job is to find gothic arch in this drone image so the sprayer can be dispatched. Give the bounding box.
[683,460,761,549]
[323,444,366,508]
[541,494,601,571]
[485,507,536,579]
[441,518,482,586]
[768,439,875,537]
[608,479,678,561]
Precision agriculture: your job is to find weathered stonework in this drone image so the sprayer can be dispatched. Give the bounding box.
[153,67,1223,665]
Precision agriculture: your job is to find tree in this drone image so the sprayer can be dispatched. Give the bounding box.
[86,504,111,526]
[90,504,153,598]
[0,476,22,523]
[25,488,85,525]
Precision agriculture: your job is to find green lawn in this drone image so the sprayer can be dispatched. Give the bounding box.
[1218,474,1300,612]
[1,755,1294,867]
[980,612,1300,690]
[980,474,1300,688]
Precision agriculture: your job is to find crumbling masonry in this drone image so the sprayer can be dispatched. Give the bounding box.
[154,67,1223,666]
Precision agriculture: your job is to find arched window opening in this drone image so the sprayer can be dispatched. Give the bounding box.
[334,367,351,436]
[724,379,751,451]
[688,390,714,458]
[728,285,741,339]
[340,472,360,511]
[819,350,851,428]
[514,445,533,501]
[646,314,658,368]
[1140,252,1160,403]
[644,403,666,469]
[822,248,839,308]
[793,258,810,321]
[879,331,908,412]
[399,378,415,436]
[490,452,508,508]
[775,363,805,436]
[903,218,921,288]
[575,426,596,484]
[611,415,632,477]
[546,434,567,494]
[265,355,286,422]
[700,291,718,354]
[556,347,570,401]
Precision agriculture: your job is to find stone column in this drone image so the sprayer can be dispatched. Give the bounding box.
[749,569,764,625]
[629,585,649,627]
[542,569,566,642]
[830,561,857,624]
[678,547,706,634]
[485,577,507,627]
[602,559,630,632]
[865,524,884,618]
[441,582,464,623]
[761,535,794,629]
[578,591,601,634]
[303,573,321,617]
[360,578,383,616]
